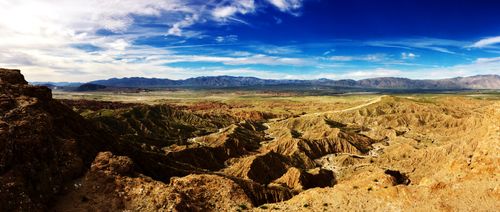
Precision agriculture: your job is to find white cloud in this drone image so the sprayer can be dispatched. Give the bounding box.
[419,62,500,79]
[470,36,500,48]
[248,45,301,55]
[366,38,466,54]
[212,0,255,20]
[213,6,239,19]
[167,14,199,36]
[215,35,238,43]
[231,51,253,57]
[329,54,387,62]
[401,52,418,59]
[107,39,130,51]
[322,49,335,56]
[153,54,308,66]
[267,0,302,13]
[328,56,354,61]
[340,69,403,79]
[201,68,291,79]
[475,57,500,64]
[0,0,190,35]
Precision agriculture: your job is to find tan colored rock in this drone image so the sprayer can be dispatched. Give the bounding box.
[272,167,335,192]
[53,152,256,212]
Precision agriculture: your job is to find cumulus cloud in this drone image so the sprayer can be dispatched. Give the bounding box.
[470,36,500,48]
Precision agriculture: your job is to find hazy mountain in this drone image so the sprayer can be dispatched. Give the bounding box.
[84,75,500,90]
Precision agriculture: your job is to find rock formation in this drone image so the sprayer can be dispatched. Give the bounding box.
[0,68,114,211]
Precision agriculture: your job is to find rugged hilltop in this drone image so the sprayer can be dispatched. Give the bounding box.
[2,68,499,211]
[0,69,114,210]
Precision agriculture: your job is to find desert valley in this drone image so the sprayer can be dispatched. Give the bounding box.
[1,68,499,211]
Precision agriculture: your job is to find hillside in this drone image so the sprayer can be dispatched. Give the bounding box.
[0,69,115,210]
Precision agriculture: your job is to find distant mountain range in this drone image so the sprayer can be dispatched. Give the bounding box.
[34,75,500,90]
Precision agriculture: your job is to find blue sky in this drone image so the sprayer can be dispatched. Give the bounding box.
[1,0,500,81]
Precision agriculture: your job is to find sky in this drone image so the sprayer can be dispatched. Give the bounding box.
[1,0,500,82]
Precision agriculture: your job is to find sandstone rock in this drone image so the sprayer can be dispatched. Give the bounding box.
[0,68,27,84]
[272,167,335,191]
[0,69,114,211]
[224,152,291,185]
[53,152,258,211]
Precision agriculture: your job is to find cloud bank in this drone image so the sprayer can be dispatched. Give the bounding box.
[0,1,499,82]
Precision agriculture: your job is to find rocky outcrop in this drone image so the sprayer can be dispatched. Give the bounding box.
[0,68,114,211]
[272,167,335,192]
[53,151,254,211]
[224,152,291,185]
[53,152,294,211]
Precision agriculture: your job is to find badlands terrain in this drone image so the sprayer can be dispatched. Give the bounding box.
[1,68,499,211]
